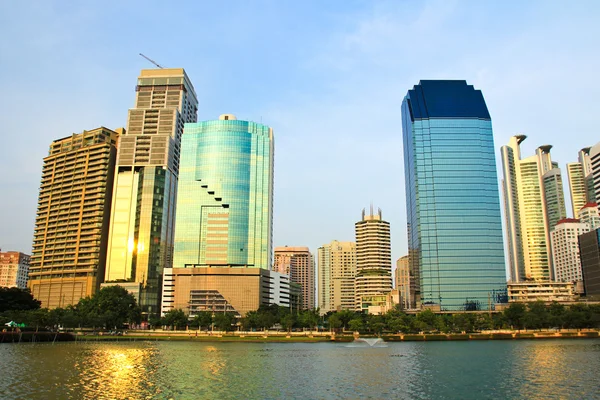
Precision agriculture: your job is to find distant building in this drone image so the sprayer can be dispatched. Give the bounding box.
[567,147,594,217]
[317,240,356,314]
[578,203,600,229]
[551,218,589,283]
[0,251,30,288]
[395,256,411,309]
[29,127,121,308]
[590,143,600,207]
[355,207,392,313]
[273,246,314,310]
[507,281,577,303]
[403,80,506,310]
[161,267,299,317]
[578,228,600,297]
[502,137,567,281]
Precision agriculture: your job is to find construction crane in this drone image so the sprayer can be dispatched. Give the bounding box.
[139,53,164,69]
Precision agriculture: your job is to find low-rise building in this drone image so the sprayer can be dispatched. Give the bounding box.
[161,267,300,317]
[507,281,577,303]
[0,251,30,288]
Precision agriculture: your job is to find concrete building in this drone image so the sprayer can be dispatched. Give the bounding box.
[501,137,567,282]
[160,267,299,317]
[578,228,600,298]
[567,147,594,217]
[0,251,30,288]
[551,218,589,283]
[403,80,507,310]
[590,143,600,208]
[29,127,121,308]
[317,240,356,314]
[507,281,577,303]
[355,207,392,313]
[273,246,314,310]
[395,255,411,310]
[578,203,600,229]
[105,68,198,316]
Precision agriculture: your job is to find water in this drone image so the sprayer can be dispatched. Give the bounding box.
[1,339,599,399]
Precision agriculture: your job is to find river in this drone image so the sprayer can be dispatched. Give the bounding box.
[1,339,599,399]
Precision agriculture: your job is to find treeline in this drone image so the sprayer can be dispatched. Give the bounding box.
[2,287,599,333]
[0,286,141,330]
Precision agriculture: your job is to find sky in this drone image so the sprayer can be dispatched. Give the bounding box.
[1,0,599,274]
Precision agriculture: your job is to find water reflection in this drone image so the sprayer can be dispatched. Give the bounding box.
[0,339,598,399]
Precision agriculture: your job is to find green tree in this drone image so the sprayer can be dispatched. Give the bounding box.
[192,311,213,330]
[548,302,566,328]
[327,314,342,332]
[162,309,188,330]
[76,286,141,329]
[348,318,364,332]
[280,313,296,332]
[504,303,526,331]
[0,287,41,312]
[337,310,356,330]
[524,301,549,330]
[415,310,437,332]
[213,313,236,332]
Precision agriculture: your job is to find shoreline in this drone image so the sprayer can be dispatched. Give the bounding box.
[4,330,598,344]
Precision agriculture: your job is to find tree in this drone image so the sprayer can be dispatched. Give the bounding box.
[213,312,236,332]
[548,302,566,328]
[327,314,342,332]
[415,309,437,332]
[192,311,213,330]
[281,313,296,332]
[0,287,41,312]
[504,303,526,331]
[348,318,364,332]
[76,286,141,329]
[524,301,549,330]
[162,309,188,330]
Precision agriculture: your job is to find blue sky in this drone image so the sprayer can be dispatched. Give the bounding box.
[1,0,599,273]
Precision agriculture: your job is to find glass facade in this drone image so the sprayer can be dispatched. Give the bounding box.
[173,116,274,270]
[402,80,507,311]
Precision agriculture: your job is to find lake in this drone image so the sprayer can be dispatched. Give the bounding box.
[1,339,599,399]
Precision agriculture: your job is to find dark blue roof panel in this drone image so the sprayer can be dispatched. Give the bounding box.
[407,80,491,120]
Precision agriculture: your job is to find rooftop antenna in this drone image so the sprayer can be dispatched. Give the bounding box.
[139,53,164,69]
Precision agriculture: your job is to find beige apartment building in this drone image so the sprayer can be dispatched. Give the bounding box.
[566,147,594,217]
[395,255,411,310]
[551,218,590,283]
[355,207,393,313]
[29,127,121,307]
[273,246,314,310]
[0,251,30,288]
[501,136,567,282]
[317,240,356,314]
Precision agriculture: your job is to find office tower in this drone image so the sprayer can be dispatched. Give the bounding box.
[403,80,506,311]
[273,247,315,309]
[567,147,593,216]
[0,251,30,289]
[551,218,589,282]
[164,114,274,317]
[317,240,356,314]
[395,255,410,310]
[579,228,600,297]
[29,127,121,307]
[105,69,198,316]
[578,203,600,229]
[354,207,392,312]
[591,143,600,207]
[501,136,567,282]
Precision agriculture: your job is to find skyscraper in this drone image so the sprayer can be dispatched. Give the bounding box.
[395,255,411,310]
[354,207,392,312]
[317,240,356,314]
[29,127,121,308]
[273,246,314,310]
[162,114,275,317]
[551,218,589,283]
[403,80,506,311]
[105,69,197,316]
[590,142,600,207]
[501,137,567,281]
[567,147,593,216]
[0,251,30,289]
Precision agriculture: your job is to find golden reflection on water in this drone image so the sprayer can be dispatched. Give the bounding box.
[201,345,226,377]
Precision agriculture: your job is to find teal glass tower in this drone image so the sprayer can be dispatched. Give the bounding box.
[173,114,274,269]
[402,80,507,311]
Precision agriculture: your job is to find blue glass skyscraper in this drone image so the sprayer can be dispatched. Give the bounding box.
[173,114,274,270]
[402,80,506,311]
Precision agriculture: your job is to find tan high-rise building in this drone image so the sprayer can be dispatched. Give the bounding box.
[567,147,594,218]
[0,251,30,289]
[105,69,198,316]
[355,207,392,313]
[317,240,356,314]
[395,255,410,310]
[273,246,314,309]
[501,136,567,282]
[551,218,589,283]
[29,127,121,308]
